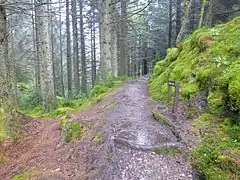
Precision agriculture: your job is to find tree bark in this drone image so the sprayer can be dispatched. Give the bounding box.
[35,0,57,111]
[66,0,72,98]
[33,0,41,89]
[99,0,112,80]
[90,3,97,87]
[72,0,80,92]
[48,0,56,97]
[168,0,173,48]
[78,0,87,94]
[110,2,118,77]
[176,0,182,37]
[119,0,127,76]
[59,0,65,97]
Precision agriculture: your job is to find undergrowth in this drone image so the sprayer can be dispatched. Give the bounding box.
[18,75,129,118]
[149,17,240,179]
[60,115,86,142]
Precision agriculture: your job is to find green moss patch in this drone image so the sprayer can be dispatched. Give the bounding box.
[191,114,240,179]
[92,132,104,145]
[152,110,172,127]
[149,17,240,114]
[60,115,86,142]
[154,147,181,155]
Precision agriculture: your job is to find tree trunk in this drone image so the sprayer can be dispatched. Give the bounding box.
[0,2,20,137]
[66,0,72,98]
[59,0,65,97]
[176,0,182,37]
[78,0,87,94]
[110,3,118,77]
[48,0,56,96]
[35,0,57,111]
[119,0,127,76]
[72,0,80,92]
[91,3,97,87]
[99,0,112,80]
[168,0,173,48]
[33,0,41,89]
[177,0,202,42]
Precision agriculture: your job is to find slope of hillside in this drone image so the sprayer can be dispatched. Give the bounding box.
[149,17,240,179]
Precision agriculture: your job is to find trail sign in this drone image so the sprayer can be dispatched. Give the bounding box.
[167,81,180,113]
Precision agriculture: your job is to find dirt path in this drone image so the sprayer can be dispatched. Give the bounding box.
[89,76,194,180]
[0,76,194,180]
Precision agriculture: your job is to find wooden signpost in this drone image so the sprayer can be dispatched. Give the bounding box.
[167,81,180,113]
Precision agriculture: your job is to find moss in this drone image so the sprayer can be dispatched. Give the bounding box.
[53,107,74,116]
[12,169,41,180]
[207,91,224,115]
[149,16,240,114]
[228,71,240,109]
[92,133,104,145]
[154,147,181,155]
[166,48,179,62]
[12,169,31,180]
[60,116,86,142]
[185,104,199,119]
[152,110,172,127]
[191,113,240,179]
[150,18,240,179]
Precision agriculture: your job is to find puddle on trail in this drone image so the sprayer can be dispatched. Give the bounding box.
[115,127,172,150]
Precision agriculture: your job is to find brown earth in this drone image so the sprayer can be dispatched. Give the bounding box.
[0,77,196,180]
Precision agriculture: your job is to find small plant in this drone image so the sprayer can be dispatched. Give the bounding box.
[90,84,107,97]
[12,169,30,180]
[60,116,85,142]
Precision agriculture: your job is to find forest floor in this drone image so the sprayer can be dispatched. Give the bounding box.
[0,76,197,180]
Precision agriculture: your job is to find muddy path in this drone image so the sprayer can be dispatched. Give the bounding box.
[0,76,194,180]
[88,76,194,180]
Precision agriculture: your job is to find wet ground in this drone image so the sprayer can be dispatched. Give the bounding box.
[91,76,194,180]
[0,76,195,180]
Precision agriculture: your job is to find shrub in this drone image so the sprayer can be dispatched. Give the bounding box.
[90,84,107,97]
[19,87,42,110]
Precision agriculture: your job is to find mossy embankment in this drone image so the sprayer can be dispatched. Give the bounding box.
[149,17,240,179]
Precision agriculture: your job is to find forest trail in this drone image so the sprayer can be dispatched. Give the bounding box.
[0,77,194,180]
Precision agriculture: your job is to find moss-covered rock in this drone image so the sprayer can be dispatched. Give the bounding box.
[149,17,240,114]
